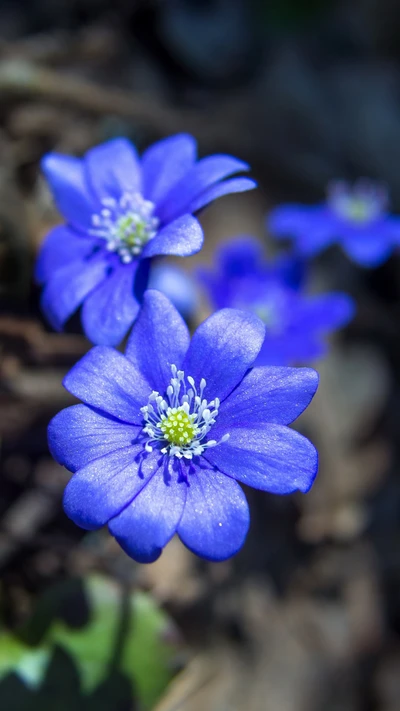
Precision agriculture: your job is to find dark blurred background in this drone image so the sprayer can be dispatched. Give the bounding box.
[1,1,400,709]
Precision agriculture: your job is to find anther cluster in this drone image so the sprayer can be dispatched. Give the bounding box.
[91,192,159,263]
[141,364,229,458]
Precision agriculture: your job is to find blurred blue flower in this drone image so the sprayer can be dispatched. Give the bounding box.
[36,134,255,346]
[268,180,400,267]
[149,263,199,320]
[198,237,355,365]
[48,290,318,563]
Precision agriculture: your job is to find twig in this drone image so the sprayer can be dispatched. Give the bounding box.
[0,59,187,135]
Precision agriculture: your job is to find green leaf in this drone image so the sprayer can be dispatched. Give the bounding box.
[0,633,49,688]
[121,588,176,708]
[45,575,178,708]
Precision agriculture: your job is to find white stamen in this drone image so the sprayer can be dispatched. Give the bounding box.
[140,365,229,459]
[90,191,159,263]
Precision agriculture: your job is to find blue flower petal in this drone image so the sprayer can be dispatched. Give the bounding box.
[156,155,250,224]
[40,257,109,330]
[274,254,306,290]
[205,425,318,494]
[196,237,264,310]
[216,366,319,428]
[216,236,264,277]
[384,215,400,241]
[149,264,199,319]
[177,466,249,562]
[41,153,97,230]
[63,346,151,424]
[255,335,326,366]
[291,293,355,332]
[268,204,336,255]
[109,460,187,563]
[125,290,190,392]
[182,309,265,402]
[141,214,203,258]
[296,220,338,256]
[267,203,319,237]
[85,138,142,201]
[35,225,95,285]
[343,230,394,267]
[63,447,160,530]
[81,262,140,346]
[141,133,197,204]
[48,404,141,473]
[187,177,256,214]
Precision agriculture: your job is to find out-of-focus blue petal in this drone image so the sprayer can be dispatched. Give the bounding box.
[182,309,265,402]
[255,334,327,366]
[384,215,400,242]
[197,238,306,314]
[269,204,337,256]
[141,214,203,258]
[291,293,355,332]
[196,266,223,308]
[41,153,97,231]
[274,254,307,290]
[35,226,95,285]
[85,138,142,201]
[156,155,250,224]
[343,231,393,267]
[81,262,139,346]
[63,447,160,530]
[295,218,337,256]
[177,466,249,562]
[217,366,319,428]
[187,177,256,214]
[63,346,151,424]
[268,204,321,237]
[40,257,109,330]
[141,133,197,204]
[205,425,318,494]
[109,460,187,563]
[125,290,189,392]
[48,404,141,473]
[149,263,199,320]
[216,236,264,277]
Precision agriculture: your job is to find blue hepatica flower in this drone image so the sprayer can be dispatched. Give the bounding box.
[268,180,400,267]
[48,290,319,563]
[198,237,355,365]
[36,134,255,346]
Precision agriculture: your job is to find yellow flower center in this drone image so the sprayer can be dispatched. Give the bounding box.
[159,408,197,446]
[90,192,159,263]
[141,365,230,459]
[116,214,150,249]
[346,198,371,223]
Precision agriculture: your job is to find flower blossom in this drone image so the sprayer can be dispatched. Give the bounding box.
[268,180,400,267]
[48,290,319,563]
[36,134,255,345]
[197,237,355,365]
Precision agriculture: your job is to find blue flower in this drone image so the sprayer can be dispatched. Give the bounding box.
[36,134,255,346]
[149,263,199,320]
[48,290,318,563]
[268,180,400,267]
[197,237,355,365]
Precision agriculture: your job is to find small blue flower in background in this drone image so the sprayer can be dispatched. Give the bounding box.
[36,134,255,346]
[268,179,400,267]
[149,263,199,320]
[48,290,318,563]
[198,237,355,365]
